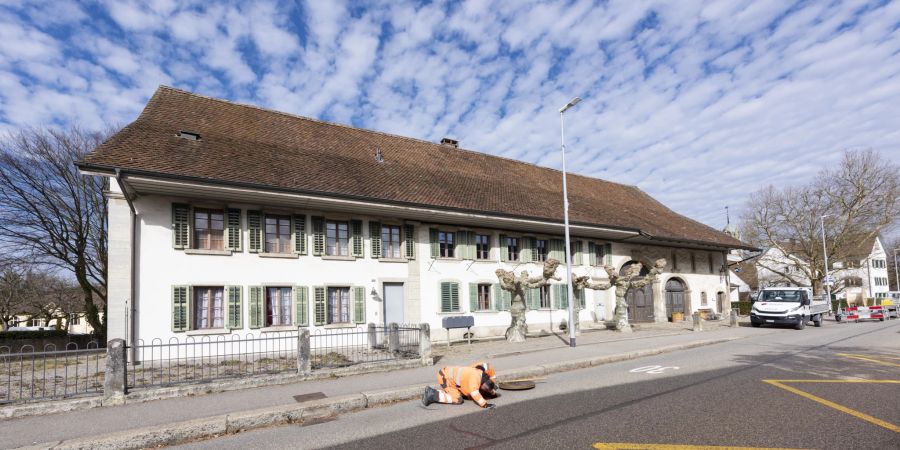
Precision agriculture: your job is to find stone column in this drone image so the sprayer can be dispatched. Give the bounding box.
[298,328,311,375]
[104,338,127,402]
[367,323,377,350]
[106,189,132,343]
[730,309,738,327]
[388,322,400,355]
[692,312,703,331]
[418,323,432,366]
[652,278,667,323]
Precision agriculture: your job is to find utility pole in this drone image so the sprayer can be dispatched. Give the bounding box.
[559,96,581,348]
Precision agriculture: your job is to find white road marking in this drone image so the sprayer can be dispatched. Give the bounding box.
[630,365,680,374]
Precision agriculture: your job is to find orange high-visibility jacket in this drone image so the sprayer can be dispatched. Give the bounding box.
[441,366,489,407]
[470,361,497,383]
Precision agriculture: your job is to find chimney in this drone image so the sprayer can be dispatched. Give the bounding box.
[440,137,459,148]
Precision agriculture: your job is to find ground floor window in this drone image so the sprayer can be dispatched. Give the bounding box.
[70,314,81,325]
[477,283,491,310]
[194,286,224,329]
[540,285,551,309]
[266,287,292,326]
[328,287,350,324]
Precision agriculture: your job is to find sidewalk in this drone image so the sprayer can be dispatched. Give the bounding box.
[2,319,753,449]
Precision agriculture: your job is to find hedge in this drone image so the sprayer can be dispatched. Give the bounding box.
[0,329,68,340]
[732,301,752,315]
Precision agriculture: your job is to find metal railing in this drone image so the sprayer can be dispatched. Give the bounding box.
[0,342,104,404]
[310,324,420,369]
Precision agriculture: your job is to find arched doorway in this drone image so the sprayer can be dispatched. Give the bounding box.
[665,278,686,320]
[622,261,654,322]
[717,291,727,313]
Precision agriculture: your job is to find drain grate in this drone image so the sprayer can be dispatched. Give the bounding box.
[293,392,328,403]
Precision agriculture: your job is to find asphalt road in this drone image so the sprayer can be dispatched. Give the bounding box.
[176,319,900,449]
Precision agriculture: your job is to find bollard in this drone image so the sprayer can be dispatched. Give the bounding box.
[367,323,377,350]
[692,312,703,331]
[730,308,738,327]
[388,322,400,355]
[418,323,432,366]
[103,338,127,401]
[298,328,311,376]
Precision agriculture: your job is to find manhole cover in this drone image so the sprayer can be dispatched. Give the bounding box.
[498,381,535,390]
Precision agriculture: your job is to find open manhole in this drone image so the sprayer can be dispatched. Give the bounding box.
[498,381,535,390]
[293,392,328,403]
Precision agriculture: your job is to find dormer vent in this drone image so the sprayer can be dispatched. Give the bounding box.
[374,149,385,163]
[177,131,201,141]
[440,137,459,148]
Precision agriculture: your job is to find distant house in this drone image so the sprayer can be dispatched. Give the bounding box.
[77,86,753,350]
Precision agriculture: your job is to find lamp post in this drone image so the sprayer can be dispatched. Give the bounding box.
[894,248,899,291]
[820,214,835,317]
[559,96,581,348]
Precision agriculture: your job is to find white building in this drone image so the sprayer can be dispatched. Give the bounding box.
[831,237,891,303]
[77,86,753,348]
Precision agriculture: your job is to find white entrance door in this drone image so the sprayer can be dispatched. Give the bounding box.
[383,283,404,325]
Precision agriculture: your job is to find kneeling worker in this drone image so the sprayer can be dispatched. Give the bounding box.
[422,361,498,409]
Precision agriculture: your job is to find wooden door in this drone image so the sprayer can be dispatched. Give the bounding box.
[623,262,654,322]
[665,278,685,320]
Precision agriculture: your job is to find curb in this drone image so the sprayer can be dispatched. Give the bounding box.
[23,336,739,450]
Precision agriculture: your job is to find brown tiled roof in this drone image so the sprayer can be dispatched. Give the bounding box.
[80,86,751,249]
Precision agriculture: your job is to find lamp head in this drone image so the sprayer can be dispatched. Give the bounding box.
[559,97,582,113]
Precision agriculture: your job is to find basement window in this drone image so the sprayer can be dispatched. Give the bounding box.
[177,131,201,141]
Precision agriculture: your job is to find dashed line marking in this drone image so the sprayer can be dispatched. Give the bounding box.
[763,379,900,433]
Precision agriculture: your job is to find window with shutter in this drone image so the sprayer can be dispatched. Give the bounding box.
[369,221,382,259]
[520,237,533,263]
[475,234,490,260]
[555,284,568,309]
[353,286,366,323]
[248,286,263,329]
[605,243,613,265]
[571,241,582,265]
[469,282,478,312]
[493,284,510,311]
[294,286,308,326]
[430,228,439,258]
[172,285,189,332]
[404,224,415,259]
[226,209,242,251]
[588,242,597,266]
[381,224,402,258]
[172,204,191,249]
[312,217,325,256]
[247,211,262,253]
[227,285,242,329]
[535,239,548,262]
[314,286,326,325]
[549,239,565,261]
[506,236,520,261]
[499,234,508,261]
[440,282,460,312]
[351,220,363,257]
[293,214,307,255]
[525,287,539,309]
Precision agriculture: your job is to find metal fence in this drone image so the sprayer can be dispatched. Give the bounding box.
[310,324,420,369]
[128,331,299,389]
[0,342,104,404]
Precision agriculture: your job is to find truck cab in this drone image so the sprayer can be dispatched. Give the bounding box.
[750,287,830,329]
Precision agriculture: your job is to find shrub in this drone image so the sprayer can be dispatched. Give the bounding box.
[732,301,752,315]
[0,329,68,340]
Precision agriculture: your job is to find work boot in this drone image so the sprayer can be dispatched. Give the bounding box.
[422,386,439,406]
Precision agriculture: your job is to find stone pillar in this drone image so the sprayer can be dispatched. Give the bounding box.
[367,323,377,350]
[730,309,738,327]
[104,338,127,401]
[418,323,432,366]
[106,188,132,343]
[692,312,703,332]
[388,322,400,355]
[652,278,667,323]
[298,328,311,375]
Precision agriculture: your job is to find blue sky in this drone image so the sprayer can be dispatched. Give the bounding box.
[1,0,899,231]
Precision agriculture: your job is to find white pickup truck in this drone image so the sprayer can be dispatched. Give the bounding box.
[750,287,832,329]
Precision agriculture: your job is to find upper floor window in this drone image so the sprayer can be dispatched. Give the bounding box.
[535,239,548,262]
[382,225,402,258]
[592,243,606,266]
[477,283,492,311]
[475,234,490,260]
[506,237,520,261]
[439,231,455,258]
[265,215,291,253]
[266,286,292,326]
[701,292,708,306]
[195,286,224,329]
[326,220,350,256]
[327,287,350,324]
[194,209,225,250]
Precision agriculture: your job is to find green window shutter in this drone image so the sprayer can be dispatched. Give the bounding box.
[226,286,242,329]
[293,214,307,255]
[369,221,382,259]
[555,284,569,310]
[499,234,508,261]
[493,284,504,311]
[526,288,539,310]
[249,286,263,329]
[353,286,366,324]
[351,220,364,257]
[404,224,416,260]
[294,286,309,326]
[312,217,325,256]
[314,287,326,325]
[247,211,262,253]
[588,242,597,266]
[605,243,613,265]
[572,241,582,265]
[172,204,191,249]
[430,228,439,258]
[550,239,565,261]
[457,231,469,260]
[440,282,459,312]
[469,283,478,312]
[172,285,189,332]
[225,208,242,251]
[520,237,533,263]
[576,287,586,309]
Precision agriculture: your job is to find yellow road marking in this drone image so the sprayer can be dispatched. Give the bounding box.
[763,379,900,433]
[592,443,802,449]
[836,353,900,367]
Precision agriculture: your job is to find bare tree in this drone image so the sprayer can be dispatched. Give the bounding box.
[0,263,30,331]
[20,272,83,331]
[887,236,900,292]
[0,127,110,340]
[741,150,900,295]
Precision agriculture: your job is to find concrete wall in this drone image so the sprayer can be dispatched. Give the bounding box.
[112,189,730,346]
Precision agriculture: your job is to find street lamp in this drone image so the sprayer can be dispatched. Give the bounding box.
[893,248,899,291]
[559,96,581,348]
[820,214,835,316]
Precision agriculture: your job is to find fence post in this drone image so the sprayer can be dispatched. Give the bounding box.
[103,338,127,403]
[298,329,311,376]
[418,323,432,366]
[388,322,400,355]
[692,312,703,332]
[730,308,738,327]
[367,323,377,350]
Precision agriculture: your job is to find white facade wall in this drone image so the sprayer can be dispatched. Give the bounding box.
[114,190,731,346]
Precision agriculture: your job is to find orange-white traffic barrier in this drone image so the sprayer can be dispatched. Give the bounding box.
[846,305,885,322]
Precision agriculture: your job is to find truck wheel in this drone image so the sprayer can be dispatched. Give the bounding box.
[751,322,761,328]
[813,314,822,327]
[795,317,806,330]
